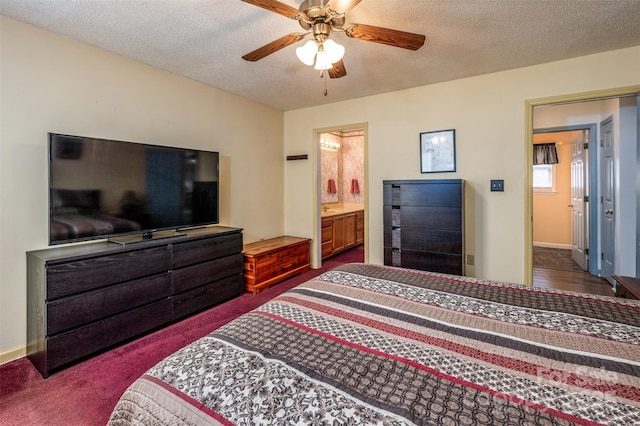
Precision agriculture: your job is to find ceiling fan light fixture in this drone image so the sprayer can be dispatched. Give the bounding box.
[296,40,318,66]
[323,39,345,63]
[314,48,331,70]
[313,39,345,70]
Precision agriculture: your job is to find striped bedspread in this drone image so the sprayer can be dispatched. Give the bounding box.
[108,263,640,425]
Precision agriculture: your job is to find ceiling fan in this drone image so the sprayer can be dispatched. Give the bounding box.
[241,0,426,79]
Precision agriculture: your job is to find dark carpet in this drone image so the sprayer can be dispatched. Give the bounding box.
[533,246,584,272]
[0,245,364,426]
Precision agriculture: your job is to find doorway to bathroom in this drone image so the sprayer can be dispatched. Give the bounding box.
[315,124,367,267]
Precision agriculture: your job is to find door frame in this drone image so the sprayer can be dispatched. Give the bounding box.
[312,122,368,269]
[532,124,598,275]
[524,85,640,285]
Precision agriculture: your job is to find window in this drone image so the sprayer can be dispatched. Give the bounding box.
[533,164,556,193]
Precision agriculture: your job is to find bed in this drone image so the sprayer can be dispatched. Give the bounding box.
[108,263,640,425]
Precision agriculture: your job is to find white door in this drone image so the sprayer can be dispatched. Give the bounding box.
[600,118,615,283]
[570,131,588,270]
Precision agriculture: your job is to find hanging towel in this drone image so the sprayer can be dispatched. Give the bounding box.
[350,178,360,194]
[327,179,337,193]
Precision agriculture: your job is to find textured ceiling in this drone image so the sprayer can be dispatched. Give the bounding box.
[2,0,640,111]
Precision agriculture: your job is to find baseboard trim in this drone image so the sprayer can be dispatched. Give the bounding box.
[533,242,572,250]
[0,346,26,365]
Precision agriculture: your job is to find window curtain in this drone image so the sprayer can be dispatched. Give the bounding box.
[533,143,559,165]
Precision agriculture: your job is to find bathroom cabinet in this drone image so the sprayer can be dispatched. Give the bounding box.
[321,217,334,258]
[356,210,365,244]
[321,209,364,259]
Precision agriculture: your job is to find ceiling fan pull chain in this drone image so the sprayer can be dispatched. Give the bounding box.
[323,69,328,96]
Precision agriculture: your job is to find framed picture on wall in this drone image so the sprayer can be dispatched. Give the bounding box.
[420,129,456,173]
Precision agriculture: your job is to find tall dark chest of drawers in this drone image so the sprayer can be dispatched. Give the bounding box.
[27,226,243,377]
[383,179,465,275]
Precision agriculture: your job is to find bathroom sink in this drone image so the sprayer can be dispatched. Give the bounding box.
[321,208,342,216]
[321,204,365,217]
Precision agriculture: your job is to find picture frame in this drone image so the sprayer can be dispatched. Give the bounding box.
[420,129,456,173]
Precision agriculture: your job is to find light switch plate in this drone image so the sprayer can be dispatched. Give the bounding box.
[491,180,504,192]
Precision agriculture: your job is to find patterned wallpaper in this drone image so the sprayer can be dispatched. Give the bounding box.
[320,131,364,204]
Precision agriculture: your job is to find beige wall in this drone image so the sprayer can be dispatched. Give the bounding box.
[284,46,640,282]
[0,17,285,360]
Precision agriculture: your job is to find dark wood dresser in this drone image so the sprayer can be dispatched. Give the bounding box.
[27,226,243,377]
[383,179,465,275]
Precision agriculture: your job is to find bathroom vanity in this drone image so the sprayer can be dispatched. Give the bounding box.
[321,204,364,259]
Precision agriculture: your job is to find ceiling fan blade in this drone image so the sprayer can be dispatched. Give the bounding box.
[328,59,347,78]
[345,23,425,50]
[242,33,306,61]
[327,0,362,13]
[241,0,300,19]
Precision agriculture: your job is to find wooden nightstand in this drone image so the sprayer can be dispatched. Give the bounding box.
[243,236,311,294]
[612,275,640,300]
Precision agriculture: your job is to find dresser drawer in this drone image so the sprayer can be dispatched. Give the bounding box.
[46,246,170,299]
[47,272,171,335]
[46,298,172,373]
[383,181,462,207]
[172,232,243,268]
[384,226,463,254]
[172,253,243,293]
[384,248,463,275]
[173,274,243,319]
[382,205,462,230]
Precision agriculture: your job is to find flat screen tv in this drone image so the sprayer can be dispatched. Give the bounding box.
[48,133,219,245]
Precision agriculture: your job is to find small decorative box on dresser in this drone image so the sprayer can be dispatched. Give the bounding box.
[383,179,465,275]
[612,275,640,300]
[27,226,243,377]
[243,236,311,294]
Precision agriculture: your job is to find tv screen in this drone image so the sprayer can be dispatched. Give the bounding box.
[48,133,219,245]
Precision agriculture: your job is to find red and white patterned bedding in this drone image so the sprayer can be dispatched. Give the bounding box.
[108,263,640,425]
